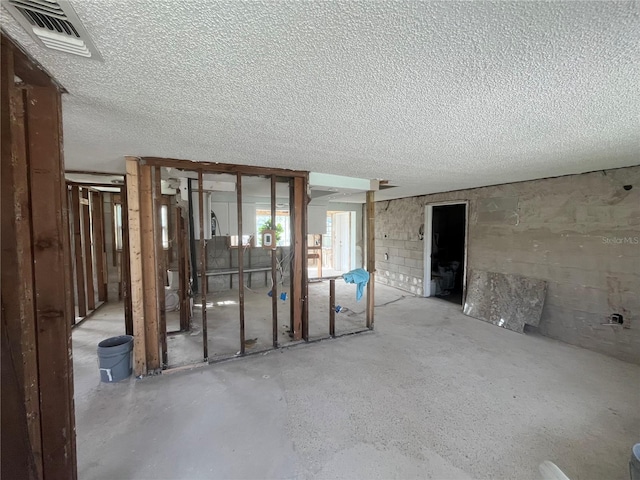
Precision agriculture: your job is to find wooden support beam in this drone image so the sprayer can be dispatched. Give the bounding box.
[142,156,307,178]
[139,163,160,371]
[302,174,309,340]
[65,187,76,326]
[2,45,42,477]
[197,171,208,361]
[290,176,305,341]
[121,185,133,336]
[70,186,86,318]
[11,39,64,90]
[176,207,189,331]
[271,175,278,348]
[237,173,246,355]
[366,190,375,329]
[329,279,336,337]
[25,85,76,479]
[81,188,96,311]
[92,192,107,302]
[154,167,167,367]
[125,158,147,376]
[2,33,76,479]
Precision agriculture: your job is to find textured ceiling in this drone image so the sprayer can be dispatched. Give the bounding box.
[2,1,639,201]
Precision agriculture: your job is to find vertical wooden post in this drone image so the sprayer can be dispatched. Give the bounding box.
[198,171,208,361]
[2,52,42,478]
[290,176,306,341]
[121,184,133,336]
[92,191,107,302]
[139,163,160,371]
[176,207,189,331]
[329,279,336,337]
[70,186,86,318]
[81,188,96,311]
[2,34,77,479]
[302,174,309,340]
[237,173,246,354]
[270,175,278,348]
[366,190,375,329]
[66,186,76,326]
[154,167,167,367]
[27,86,77,479]
[125,158,147,376]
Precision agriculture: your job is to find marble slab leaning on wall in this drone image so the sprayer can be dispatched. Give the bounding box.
[463,270,547,333]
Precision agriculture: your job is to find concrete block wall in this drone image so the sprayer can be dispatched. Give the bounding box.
[375,166,640,364]
[376,196,426,295]
[194,237,290,292]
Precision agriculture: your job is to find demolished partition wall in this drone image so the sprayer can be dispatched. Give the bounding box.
[124,158,311,375]
[375,166,640,364]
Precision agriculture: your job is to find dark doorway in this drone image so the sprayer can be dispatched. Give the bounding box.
[430,204,466,305]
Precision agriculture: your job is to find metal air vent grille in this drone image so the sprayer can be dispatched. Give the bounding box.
[4,0,102,60]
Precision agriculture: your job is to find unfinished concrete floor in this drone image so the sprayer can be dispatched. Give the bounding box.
[73,284,639,480]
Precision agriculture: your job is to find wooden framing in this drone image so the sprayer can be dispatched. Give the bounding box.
[366,191,375,329]
[197,171,208,361]
[122,156,318,368]
[290,176,308,341]
[121,185,133,336]
[142,156,307,178]
[270,175,278,348]
[155,168,168,366]
[139,164,160,371]
[1,32,76,479]
[125,158,147,376]
[81,188,96,311]
[176,207,190,331]
[70,186,87,318]
[92,191,108,302]
[329,279,336,337]
[65,186,76,327]
[237,173,246,354]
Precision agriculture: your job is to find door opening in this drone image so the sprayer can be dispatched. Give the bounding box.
[424,203,467,305]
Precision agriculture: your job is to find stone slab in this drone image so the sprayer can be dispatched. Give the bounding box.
[463,269,547,333]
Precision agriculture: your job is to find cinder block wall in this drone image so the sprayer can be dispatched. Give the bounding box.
[375,166,640,364]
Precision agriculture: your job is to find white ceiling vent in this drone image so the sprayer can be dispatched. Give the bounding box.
[3,0,102,60]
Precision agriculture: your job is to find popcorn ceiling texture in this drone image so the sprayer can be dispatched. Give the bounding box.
[1,1,639,199]
[375,166,640,364]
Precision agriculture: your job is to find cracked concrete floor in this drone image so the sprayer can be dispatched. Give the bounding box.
[73,284,639,480]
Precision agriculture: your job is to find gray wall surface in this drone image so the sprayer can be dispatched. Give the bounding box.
[375,166,640,364]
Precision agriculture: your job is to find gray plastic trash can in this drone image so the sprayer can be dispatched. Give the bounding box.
[97,335,133,383]
[631,444,640,480]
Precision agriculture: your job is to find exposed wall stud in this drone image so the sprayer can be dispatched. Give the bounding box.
[125,157,147,376]
[237,173,246,354]
[198,171,208,361]
[366,190,375,329]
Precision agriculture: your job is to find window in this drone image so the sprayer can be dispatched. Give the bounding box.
[229,235,252,247]
[114,203,123,251]
[160,204,169,250]
[113,201,169,251]
[255,209,290,247]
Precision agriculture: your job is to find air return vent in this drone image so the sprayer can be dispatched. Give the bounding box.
[3,0,102,60]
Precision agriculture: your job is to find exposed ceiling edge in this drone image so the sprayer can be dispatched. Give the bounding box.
[309,172,378,192]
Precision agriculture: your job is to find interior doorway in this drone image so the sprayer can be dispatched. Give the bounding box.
[320,210,357,276]
[423,202,467,305]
